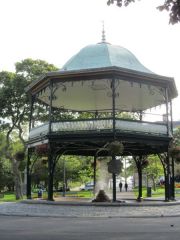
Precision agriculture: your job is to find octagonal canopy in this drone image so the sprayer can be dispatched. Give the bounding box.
[26,41,177,113]
[62,42,153,74]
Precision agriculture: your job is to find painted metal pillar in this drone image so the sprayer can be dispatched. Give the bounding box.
[26,149,32,199]
[165,87,170,136]
[165,87,171,201]
[47,146,54,201]
[93,155,97,195]
[112,155,116,202]
[62,158,66,197]
[137,156,143,201]
[171,156,175,200]
[47,80,54,201]
[48,80,53,133]
[112,78,116,202]
[170,100,175,200]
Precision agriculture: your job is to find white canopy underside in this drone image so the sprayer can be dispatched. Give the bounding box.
[37,79,165,112]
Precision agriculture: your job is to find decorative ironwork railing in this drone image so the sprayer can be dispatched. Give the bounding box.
[29,118,169,140]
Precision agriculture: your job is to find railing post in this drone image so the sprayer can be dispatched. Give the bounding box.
[165,87,170,136]
[112,78,117,202]
[112,78,116,138]
[26,148,32,199]
[47,144,54,201]
[49,80,53,133]
[169,100,175,200]
[93,155,97,196]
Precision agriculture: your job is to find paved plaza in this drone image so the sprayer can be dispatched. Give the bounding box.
[1,191,180,240]
[0,192,180,218]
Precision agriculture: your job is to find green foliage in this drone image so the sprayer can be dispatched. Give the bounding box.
[170,127,180,163]
[15,58,58,82]
[0,133,14,191]
[107,0,136,7]
[0,58,58,130]
[107,0,180,24]
[0,71,28,122]
[173,127,180,146]
[32,160,48,187]
[107,141,124,155]
[145,155,163,181]
[54,155,93,187]
[117,112,139,120]
[157,0,180,24]
[0,59,58,198]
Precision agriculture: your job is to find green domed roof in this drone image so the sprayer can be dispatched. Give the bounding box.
[62,42,152,74]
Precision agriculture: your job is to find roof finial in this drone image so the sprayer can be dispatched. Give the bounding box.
[102,21,106,43]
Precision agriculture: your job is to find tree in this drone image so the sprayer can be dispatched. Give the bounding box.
[107,0,180,24]
[0,59,58,199]
[145,155,163,191]
[133,155,148,201]
[54,155,94,188]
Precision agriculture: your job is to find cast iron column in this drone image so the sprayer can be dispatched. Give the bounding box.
[93,155,97,195]
[112,78,116,202]
[165,87,170,136]
[26,149,32,199]
[137,156,143,201]
[48,145,54,201]
[165,87,171,201]
[170,100,175,200]
[47,81,54,201]
[48,80,53,133]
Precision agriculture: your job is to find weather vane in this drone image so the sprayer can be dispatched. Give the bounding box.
[101,21,106,43]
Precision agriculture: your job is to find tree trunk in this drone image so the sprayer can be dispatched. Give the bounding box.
[152,177,156,191]
[12,159,23,200]
[137,165,143,201]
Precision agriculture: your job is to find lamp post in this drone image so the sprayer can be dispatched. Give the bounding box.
[63,158,66,197]
[124,157,127,184]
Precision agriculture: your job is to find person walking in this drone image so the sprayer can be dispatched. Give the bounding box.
[125,182,128,192]
[119,182,123,192]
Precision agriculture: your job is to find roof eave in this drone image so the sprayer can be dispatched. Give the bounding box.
[25,66,178,99]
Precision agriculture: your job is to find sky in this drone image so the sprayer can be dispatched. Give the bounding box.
[0,0,180,120]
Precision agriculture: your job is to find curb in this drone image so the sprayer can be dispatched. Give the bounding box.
[1,212,180,219]
[20,199,180,207]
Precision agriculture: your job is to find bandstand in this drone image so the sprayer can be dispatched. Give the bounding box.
[26,35,178,202]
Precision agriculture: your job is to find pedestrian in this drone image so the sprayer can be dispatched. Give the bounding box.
[125,182,128,192]
[119,182,123,192]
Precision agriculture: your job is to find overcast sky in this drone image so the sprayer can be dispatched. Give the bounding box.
[0,0,180,119]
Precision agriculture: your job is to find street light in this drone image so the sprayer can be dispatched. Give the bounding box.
[63,157,66,197]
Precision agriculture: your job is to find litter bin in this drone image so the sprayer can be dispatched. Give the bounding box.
[147,187,152,197]
[38,189,43,198]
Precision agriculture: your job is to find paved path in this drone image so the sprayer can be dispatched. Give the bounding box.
[1,198,180,218]
[0,189,180,218]
[116,189,135,200]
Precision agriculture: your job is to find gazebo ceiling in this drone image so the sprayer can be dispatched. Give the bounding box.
[37,78,165,112]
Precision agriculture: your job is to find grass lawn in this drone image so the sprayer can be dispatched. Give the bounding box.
[30,190,94,200]
[133,186,180,198]
[0,191,93,202]
[54,190,94,198]
[1,188,180,202]
[0,192,16,202]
